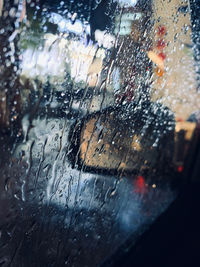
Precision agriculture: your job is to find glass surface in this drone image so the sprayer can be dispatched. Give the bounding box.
[0,0,199,266]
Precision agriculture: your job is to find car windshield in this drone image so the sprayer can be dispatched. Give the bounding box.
[0,0,199,266]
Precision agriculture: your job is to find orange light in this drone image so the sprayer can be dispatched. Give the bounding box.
[147,51,164,70]
[155,67,164,77]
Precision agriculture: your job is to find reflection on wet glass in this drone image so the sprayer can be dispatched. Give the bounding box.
[0,0,199,266]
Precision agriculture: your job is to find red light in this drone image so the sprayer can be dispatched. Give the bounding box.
[157,39,166,50]
[158,52,166,60]
[178,166,183,172]
[137,175,145,187]
[134,176,147,194]
[157,26,166,36]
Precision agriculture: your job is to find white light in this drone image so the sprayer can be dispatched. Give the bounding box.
[49,12,90,35]
[95,30,115,49]
[115,0,138,8]
[21,33,104,86]
[65,19,83,34]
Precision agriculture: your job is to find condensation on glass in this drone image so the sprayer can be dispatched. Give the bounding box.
[0,0,199,266]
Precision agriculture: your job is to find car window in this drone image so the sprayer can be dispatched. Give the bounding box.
[0,1,199,266]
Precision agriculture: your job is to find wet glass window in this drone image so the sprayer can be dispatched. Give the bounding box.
[0,0,199,266]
